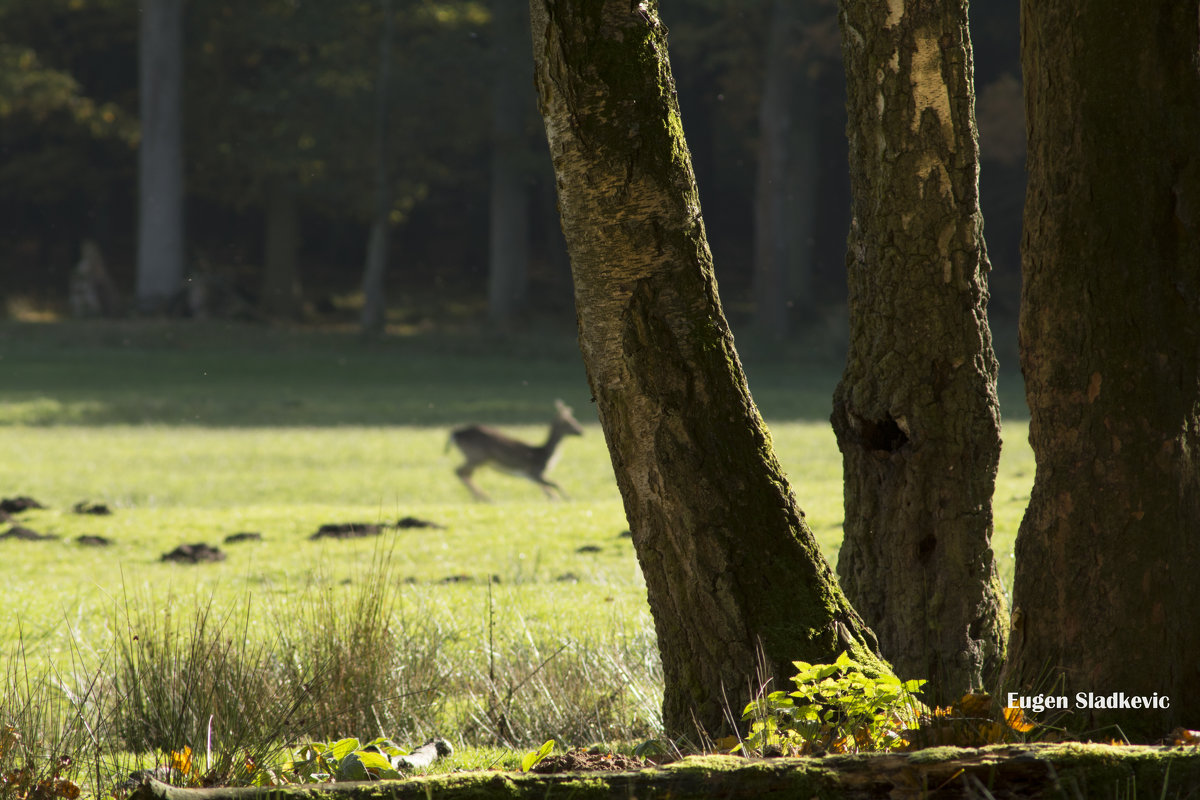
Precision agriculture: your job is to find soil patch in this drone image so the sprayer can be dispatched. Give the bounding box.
[531,749,648,773]
[162,543,226,563]
[1,525,57,541]
[224,532,263,544]
[396,516,444,529]
[310,522,383,540]
[1,496,46,513]
[73,500,113,515]
[76,535,112,546]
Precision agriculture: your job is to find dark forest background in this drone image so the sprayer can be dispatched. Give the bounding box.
[0,0,1023,334]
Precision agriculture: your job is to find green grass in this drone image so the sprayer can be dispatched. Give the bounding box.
[0,319,1033,792]
[0,319,1033,651]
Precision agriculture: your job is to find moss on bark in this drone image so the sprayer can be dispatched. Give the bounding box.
[531,0,885,738]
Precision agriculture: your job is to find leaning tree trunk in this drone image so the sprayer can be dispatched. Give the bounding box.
[831,0,1007,704]
[1005,0,1200,740]
[530,0,886,739]
[136,0,185,312]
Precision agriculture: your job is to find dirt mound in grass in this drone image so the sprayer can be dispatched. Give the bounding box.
[310,522,383,539]
[397,516,444,529]
[73,500,113,515]
[161,543,226,563]
[76,535,112,546]
[531,749,648,773]
[1,496,46,513]
[1,525,57,541]
[310,518,445,539]
[224,531,262,544]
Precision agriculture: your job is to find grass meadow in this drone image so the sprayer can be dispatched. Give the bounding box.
[0,318,1033,792]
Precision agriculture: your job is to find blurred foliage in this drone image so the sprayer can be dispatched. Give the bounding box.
[0,0,1023,320]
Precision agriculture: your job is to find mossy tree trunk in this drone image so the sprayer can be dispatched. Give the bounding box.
[530,0,886,739]
[1005,0,1200,740]
[832,0,1007,703]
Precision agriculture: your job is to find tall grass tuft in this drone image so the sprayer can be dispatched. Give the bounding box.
[464,621,662,748]
[0,634,113,800]
[272,549,453,742]
[105,591,314,785]
[6,550,665,791]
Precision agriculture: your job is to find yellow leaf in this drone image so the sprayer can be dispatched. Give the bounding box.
[1003,705,1036,733]
[955,693,993,718]
[169,746,195,777]
[714,735,741,753]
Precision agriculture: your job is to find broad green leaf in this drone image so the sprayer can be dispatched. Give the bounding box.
[520,739,556,772]
[330,738,360,761]
[336,753,370,781]
[356,750,393,773]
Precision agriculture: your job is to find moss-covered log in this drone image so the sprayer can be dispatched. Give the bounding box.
[130,745,1200,800]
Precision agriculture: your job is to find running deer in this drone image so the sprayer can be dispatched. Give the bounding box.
[447,400,584,501]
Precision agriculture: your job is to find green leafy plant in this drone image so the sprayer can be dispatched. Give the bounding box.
[739,651,924,755]
[277,737,409,784]
[518,739,555,772]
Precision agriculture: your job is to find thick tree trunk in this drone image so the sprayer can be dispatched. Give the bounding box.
[1005,0,1200,740]
[486,0,532,326]
[530,0,885,739]
[259,180,302,320]
[136,0,185,312]
[361,0,396,336]
[831,0,1007,703]
[129,745,1200,800]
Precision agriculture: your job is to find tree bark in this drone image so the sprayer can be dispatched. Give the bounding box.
[1005,0,1200,740]
[530,0,885,739]
[486,0,532,327]
[259,179,302,320]
[129,745,1200,800]
[136,0,186,312]
[831,0,1007,704]
[361,0,396,336]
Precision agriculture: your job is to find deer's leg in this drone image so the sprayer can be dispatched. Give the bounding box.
[456,463,491,502]
[537,477,568,501]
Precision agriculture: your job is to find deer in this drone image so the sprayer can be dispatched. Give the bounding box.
[447,400,584,501]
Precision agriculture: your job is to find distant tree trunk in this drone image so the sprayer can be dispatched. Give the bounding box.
[487,0,532,326]
[259,180,302,319]
[531,0,886,739]
[361,0,396,335]
[751,0,820,340]
[136,0,185,312]
[831,0,1006,703]
[1005,0,1200,740]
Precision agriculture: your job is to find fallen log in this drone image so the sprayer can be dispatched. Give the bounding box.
[129,743,1200,800]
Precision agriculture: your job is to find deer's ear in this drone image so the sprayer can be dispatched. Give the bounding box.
[555,399,567,412]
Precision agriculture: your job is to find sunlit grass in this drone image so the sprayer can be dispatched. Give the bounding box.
[0,319,1034,792]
